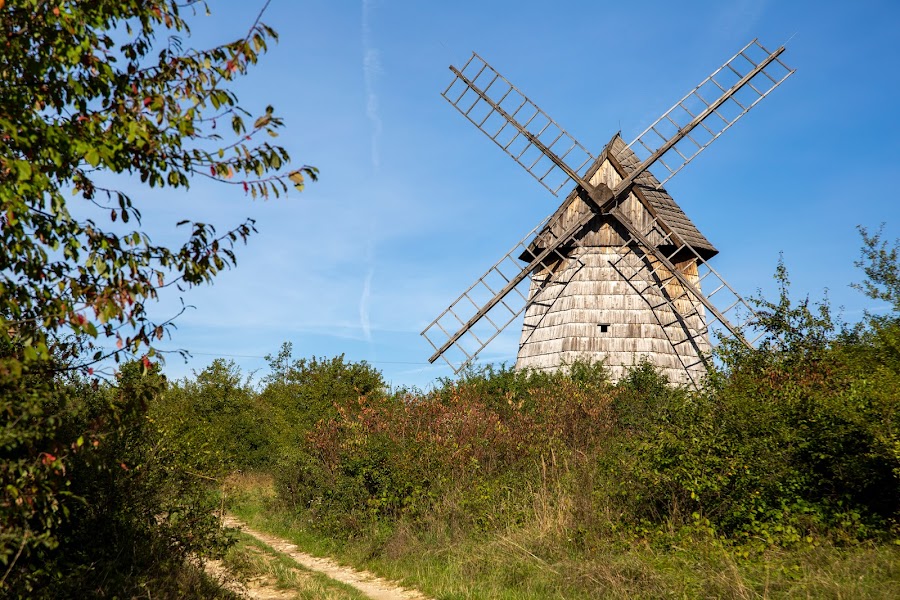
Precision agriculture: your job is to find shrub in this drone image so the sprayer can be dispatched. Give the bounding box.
[162,359,274,471]
[1,361,231,597]
[273,361,616,537]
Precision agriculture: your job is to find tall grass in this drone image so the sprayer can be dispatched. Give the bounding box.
[210,234,900,597]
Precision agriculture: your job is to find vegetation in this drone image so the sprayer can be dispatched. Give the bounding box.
[0,1,314,596]
[168,229,898,598]
[1,2,897,597]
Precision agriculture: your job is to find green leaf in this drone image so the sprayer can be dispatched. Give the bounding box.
[85,147,100,167]
[16,161,32,181]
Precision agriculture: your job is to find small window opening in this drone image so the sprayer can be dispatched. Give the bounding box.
[598,324,609,333]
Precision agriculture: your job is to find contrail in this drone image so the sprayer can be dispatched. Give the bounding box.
[359,266,374,342]
[362,0,382,168]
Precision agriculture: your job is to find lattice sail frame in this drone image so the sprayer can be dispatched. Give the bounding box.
[441,52,596,197]
[625,39,794,186]
[421,205,594,372]
[424,39,793,374]
[605,211,765,388]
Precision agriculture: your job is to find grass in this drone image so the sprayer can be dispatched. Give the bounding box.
[218,529,366,599]
[224,472,900,599]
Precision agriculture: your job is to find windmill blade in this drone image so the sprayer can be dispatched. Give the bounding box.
[602,140,762,350]
[608,212,763,355]
[427,41,792,372]
[625,39,794,187]
[607,205,762,350]
[443,53,595,196]
[422,206,595,372]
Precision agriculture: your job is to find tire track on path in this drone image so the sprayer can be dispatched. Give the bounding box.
[222,515,430,600]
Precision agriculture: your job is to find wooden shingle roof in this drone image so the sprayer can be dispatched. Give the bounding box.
[522,133,717,261]
[607,135,717,258]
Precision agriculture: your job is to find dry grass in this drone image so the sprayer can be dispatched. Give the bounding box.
[218,532,365,600]
[223,469,900,599]
[224,472,277,501]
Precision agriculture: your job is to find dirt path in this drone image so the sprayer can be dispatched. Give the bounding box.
[204,554,296,600]
[222,515,430,600]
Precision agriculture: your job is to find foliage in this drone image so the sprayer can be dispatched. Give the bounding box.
[0,1,314,595]
[599,251,897,546]
[611,258,898,546]
[162,358,272,472]
[271,361,614,535]
[0,0,314,374]
[212,231,900,555]
[854,225,900,316]
[262,342,385,430]
[2,361,232,597]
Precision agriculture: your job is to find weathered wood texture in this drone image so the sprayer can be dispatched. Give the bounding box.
[516,247,710,384]
[516,136,713,385]
[523,134,717,263]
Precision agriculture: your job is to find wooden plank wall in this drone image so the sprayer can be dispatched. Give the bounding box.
[516,247,710,385]
[515,156,710,385]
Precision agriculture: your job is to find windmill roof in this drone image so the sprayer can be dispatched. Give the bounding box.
[524,133,717,261]
[609,135,717,257]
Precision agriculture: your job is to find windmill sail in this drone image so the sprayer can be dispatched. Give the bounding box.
[425,40,793,373]
[442,53,595,196]
[625,39,794,186]
[422,205,595,370]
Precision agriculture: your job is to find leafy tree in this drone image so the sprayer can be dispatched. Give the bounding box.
[262,343,385,430]
[0,0,315,372]
[162,359,273,471]
[855,225,900,317]
[42,362,230,597]
[0,0,315,594]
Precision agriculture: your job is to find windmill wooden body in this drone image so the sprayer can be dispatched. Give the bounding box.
[422,40,794,386]
[516,134,716,384]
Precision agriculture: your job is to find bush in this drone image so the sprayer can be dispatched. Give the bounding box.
[273,361,616,537]
[1,360,231,597]
[607,259,900,546]
[162,359,274,472]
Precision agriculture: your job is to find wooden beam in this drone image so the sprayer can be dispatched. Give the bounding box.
[609,206,752,348]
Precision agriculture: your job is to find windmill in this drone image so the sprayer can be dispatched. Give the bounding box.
[422,40,794,386]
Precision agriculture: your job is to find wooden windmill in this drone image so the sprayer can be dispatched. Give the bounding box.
[422,40,794,386]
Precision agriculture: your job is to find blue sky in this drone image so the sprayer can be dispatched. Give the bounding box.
[139,0,900,389]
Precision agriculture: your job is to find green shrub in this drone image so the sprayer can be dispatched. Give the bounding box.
[606,258,899,546]
[161,359,274,471]
[270,361,615,538]
[1,360,231,597]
